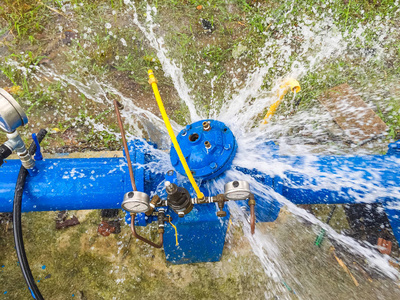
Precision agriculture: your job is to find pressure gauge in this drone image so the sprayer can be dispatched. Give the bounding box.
[224,181,251,201]
[122,191,150,213]
[0,88,28,133]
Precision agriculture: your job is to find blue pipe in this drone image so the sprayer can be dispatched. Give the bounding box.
[1,137,399,263]
[1,140,399,214]
[0,158,128,212]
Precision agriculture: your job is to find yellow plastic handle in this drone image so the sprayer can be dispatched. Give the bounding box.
[262,79,301,125]
[148,70,204,200]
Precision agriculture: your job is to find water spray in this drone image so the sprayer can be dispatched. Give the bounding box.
[1,72,400,298]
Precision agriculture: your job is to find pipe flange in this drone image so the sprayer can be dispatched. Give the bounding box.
[170,119,237,180]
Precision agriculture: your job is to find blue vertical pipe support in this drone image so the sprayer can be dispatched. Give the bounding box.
[163,203,230,264]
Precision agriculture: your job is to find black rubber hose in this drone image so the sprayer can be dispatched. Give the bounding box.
[0,144,12,166]
[13,129,47,300]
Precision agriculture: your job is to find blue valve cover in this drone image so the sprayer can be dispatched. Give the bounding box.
[170,119,237,180]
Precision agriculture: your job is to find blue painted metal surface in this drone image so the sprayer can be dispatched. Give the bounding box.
[170,119,237,180]
[163,203,230,264]
[1,120,400,264]
[31,133,43,161]
[0,157,127,212]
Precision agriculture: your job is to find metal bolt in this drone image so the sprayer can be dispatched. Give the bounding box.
[210,162,217,169]
[178,212,184,218]
[204,141,211,149]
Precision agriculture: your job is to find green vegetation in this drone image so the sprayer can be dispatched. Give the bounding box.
[1,0,399,138]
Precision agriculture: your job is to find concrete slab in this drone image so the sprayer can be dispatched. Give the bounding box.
[319,83,388,144]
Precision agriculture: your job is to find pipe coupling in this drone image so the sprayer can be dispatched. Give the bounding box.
[4,131,35,170]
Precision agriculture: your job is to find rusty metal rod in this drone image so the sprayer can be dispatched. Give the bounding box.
[130,214,163,248]
[113,100,137,191]
[250,204,255,235]
[249,194,256,235]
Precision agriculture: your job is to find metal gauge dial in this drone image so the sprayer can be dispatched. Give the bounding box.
[224,181,251,201]
[121,191,150,213]
[0,88,28,133]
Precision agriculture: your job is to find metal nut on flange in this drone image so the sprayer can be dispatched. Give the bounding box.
[209,162,217,169]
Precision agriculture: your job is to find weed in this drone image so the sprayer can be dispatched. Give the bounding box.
[0,0,53,39]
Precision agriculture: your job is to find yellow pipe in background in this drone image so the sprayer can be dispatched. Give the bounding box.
[148,70,205,200]
[262,78,301,125]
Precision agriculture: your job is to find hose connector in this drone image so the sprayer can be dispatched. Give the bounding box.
[4,131,36,172]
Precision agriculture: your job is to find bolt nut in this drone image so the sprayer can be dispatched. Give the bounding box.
[248,199,256,206]
[217,211,227,217]
[210,162,217,169]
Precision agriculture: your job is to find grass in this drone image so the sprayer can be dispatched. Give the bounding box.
[0,0,399,142]
[377,97,400,139]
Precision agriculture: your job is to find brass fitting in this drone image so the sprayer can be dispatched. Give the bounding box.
[248,199,256,206]
[202,121,211,131]
[216,194,227,218]
[248,195,256,206]
[145,195,161,216]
